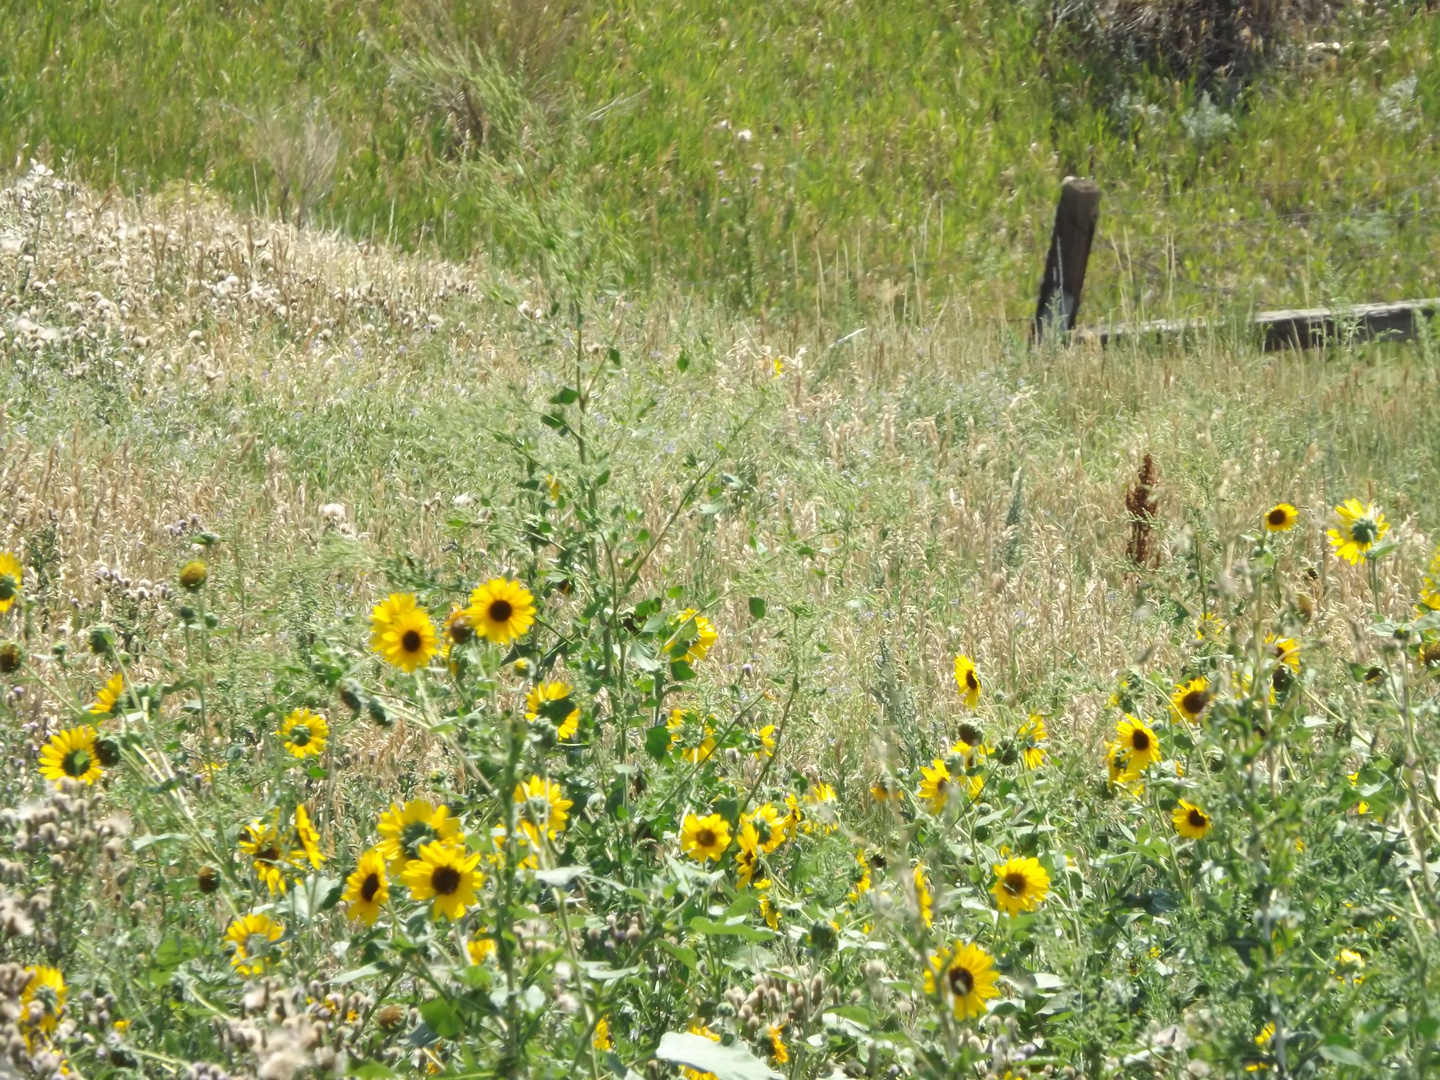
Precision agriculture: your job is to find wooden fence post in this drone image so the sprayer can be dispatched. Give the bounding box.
[1034,177,1102,342]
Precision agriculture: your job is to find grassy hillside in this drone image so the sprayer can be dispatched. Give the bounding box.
[5,0,1440,318]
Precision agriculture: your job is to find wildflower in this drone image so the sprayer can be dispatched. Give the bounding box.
[1255,1022,1275,1047]
[20,966,65,1033]
[443,604,475,645]
[0,552,23,613]
[991,856,1051,917]
[748,803,788,853]
[593,1017,613,1052]
[953,654,982,708]
[917,758,953,813]
[1196,612,1227,642]
[668,708,717,763]
[198,866,220,893]
[1347,772,1370,816]
[0,641,19,674]
[377,800,461,868]
[293,804,324,867]
[913,862,933,928]
[402,839,483,920]
[682,1023,722,1080]
[804,782,839,832]
[89,673,124,715]
[734,820,761,887]
[1421,546,1440,610]
[38,726,103,785]
[924,941,999,1020]
[226,913,284,976]
[1334,948,1366,985]
[1107,743,1135,786]
[753,724,777,757]
[1112,716,1161,774]
[680,813,731,862]
[1172,799,1212,839]
[1170,677,1212,724]
[667,609,718,664]
[342,849,389,925]
[178,559,208,591]
[525,681,580,741]
[468,578,536,644]
[767,1023,788,1064]
[1265,634,1301,673]
[467,933,497,964]
[369,593,438,672]
[1264,504,1299,532]
[513,775,573,843]
[278,708,329,758]
[756,878,780,928]
[869,776,899,801]
[238,820,295,895]
[1017,714,1048,769]
[847,849,873,902]
[782,792,808,837]
[1327,500,1389,565]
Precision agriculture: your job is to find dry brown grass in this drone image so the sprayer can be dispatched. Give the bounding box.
[2,163,1437,789]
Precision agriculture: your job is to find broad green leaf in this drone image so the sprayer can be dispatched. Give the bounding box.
[654,1032,782,1080]
[419,999,463,1039]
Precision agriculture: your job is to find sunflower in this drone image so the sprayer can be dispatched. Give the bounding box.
[1196,612,1227,642]
[991,856,1051,917]
[1169,677,1212,724]
[593,1017,613,1052]
[370,593,439,672]
[525,680,580,741]
[293,804,324,867]
[1328,499,1389,565]
[38,726,103,785]
[1334,949,1366,985]
[342,848,389,925]
[1017,714,1048,769]
[20,966,65,1033]
[402,839,483,920]
[734,821,761,887]
[226,913,284,975]
[0,552,23,613]
[443,605,475,646]
[1264,503,1299,532]
[667,609,718,664]
[752,724,777,758]
[468,578,536,644]
[804,782,839,832]
[514,775,573,845]
[238,820,296,895]
[917,758,953,813]
[89,673,124,715]
[913,863,933,928]
[869,776,899,802]
[953,654,982,708]
[376,800,461,868]
[680,812,731,862]
[467,933,497,964]
[1266,634,1301,672]
[1113,716,1161,773]
[278,708,329,759]
[847,848,873,902]
[1172,799,1212,839]
[924,941,1000,1020]
[1106,742,1135,786]
[747,803,788,854]
[768,1023,789,1064]
[1421,546,1440,611]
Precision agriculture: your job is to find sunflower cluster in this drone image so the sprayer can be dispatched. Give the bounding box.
[237,805,325,896]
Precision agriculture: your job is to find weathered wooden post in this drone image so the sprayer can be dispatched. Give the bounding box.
[1033,177,1101,342]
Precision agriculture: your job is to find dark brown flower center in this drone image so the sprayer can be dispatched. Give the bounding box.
[1003,872,1027,896]
[1131,730,1151,752]
[1188,809,1207,829]
[696,828,717,848]
[966,671,979,690]
[361,872,382,902]
[1181,690,1209,715]
[1268,508,1288,526]
[488,599,513,623]
[431,865,462,895]
[948,964,975,995]
[401,629,422,653]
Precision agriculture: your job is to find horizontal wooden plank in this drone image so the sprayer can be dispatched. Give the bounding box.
[1092,298,1440,351]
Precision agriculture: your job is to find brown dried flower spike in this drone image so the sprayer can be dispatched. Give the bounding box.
[1126,454,1160,567]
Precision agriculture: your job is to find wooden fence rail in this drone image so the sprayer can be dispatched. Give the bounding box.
[1033,179,1438,350]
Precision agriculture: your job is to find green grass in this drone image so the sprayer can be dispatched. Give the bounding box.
[5,0,1440,319]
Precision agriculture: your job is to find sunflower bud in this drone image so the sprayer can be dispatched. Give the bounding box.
[367,697,391,728]
[0,575,16,603]
[0,642,21,674]
[94,738,121,768]
[178,560,208,591]
[88,625,117,656]
[338,679,364,713]
[198,866,220,893]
